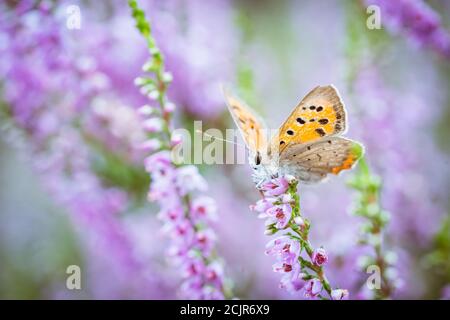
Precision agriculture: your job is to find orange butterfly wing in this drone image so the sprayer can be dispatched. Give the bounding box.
[223,88,267,153]
[269,85,346,156]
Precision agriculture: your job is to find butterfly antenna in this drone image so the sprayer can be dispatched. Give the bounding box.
[196,130,246,148]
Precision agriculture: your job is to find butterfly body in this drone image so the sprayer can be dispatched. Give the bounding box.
[224,85,363,188]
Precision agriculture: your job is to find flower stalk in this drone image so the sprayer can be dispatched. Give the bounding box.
[252,176,348,300]
[129,0,231,299]
[347,157,397,299]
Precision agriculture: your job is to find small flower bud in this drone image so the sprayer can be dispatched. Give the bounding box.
[137,105,155,116]
[164,101,176,113]
[171,133,183,147]
[143,118,164,132]
[142,58,154,71]
[281,193,293,204]
[162,72,173,83]
[294,216,305,228]
[285,174,297,185]
[134,77,147,86]
[264,227,277,235]
[147,90,160,100]
[136,139,161,152]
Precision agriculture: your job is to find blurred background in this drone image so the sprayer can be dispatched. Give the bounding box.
[0,0,449,299]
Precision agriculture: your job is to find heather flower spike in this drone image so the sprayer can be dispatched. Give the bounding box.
[253,176,347,299]
[347,157,397,299]
[129,0,231,299]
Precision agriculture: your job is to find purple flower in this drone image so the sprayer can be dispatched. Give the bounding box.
[0,1,164,298]
[265,204,292,229]
[261,177,289,196]
[265,236,300,265]
[250,198,276,213]
[131,0,230,298]
[195,228,217,254]
[144,150,173,175]
[366,0,450,58]
[304,278,323,298]
[143,117,164,132]
[182,257,206,278]
[175,165,208,196]
[204,262,225,288]
[312,247,329,266]
[191,196,217,221]
[441,285,450,300]
[157,206,184,223]
[280,269,307,293]
[167,219,195,243]
[331,289,350,300]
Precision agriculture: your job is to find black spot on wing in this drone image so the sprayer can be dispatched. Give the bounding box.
[315,128,326,136]
[296,117,306,124]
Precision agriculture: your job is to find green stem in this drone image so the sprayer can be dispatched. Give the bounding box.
[284,183,334,298]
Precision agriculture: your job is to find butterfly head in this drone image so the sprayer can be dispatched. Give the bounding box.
[249,150,280,187]
[249,150,265,170]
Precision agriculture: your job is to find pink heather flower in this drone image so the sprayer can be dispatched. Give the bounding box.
[273,261,296,273]
[144,150,172,174]
[265,236,300,265]
[143,117,164,132]
[280,270,307,293]
[182,257,205,278]
[304,278,323,298]
[157,206,184,222]
[331,289,350,300]
[191,196,217,221]
[312,247,328,266]
[168,219,195,243]
[175,165,208,196]
[180,276,203,299]
[266,204,292,229]
[205,262,225,288]
[167,244,189,264]
[250,198,276,213]
[261,177,289,196]
[195,228,217,254]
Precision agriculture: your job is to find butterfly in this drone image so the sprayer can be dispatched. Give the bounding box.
[224,85,364,187]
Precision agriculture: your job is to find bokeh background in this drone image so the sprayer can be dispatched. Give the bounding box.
[1,0,449,299]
